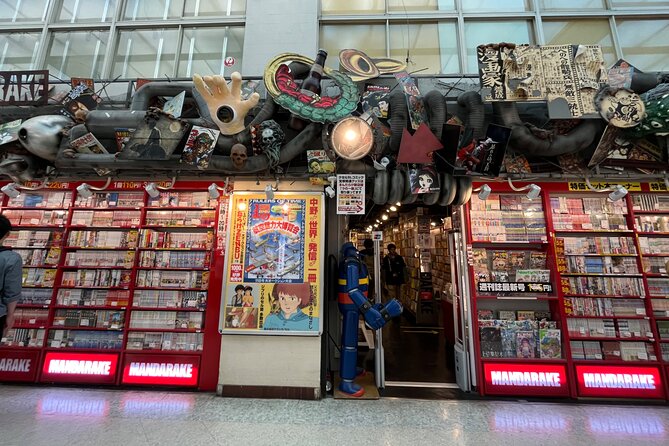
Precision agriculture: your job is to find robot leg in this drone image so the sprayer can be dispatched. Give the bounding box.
[338,306,364,397]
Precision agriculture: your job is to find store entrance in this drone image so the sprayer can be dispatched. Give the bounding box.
[355,212,464,397]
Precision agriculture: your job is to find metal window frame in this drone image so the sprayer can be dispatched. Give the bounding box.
[0,0,246,78]
[317,0,669,74]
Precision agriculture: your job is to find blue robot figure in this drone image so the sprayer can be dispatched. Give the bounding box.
[338,242,402,397]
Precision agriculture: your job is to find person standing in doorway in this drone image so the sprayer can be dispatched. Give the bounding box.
[381,243,406,304]
[0,215,22,338]
[359,238,375,300]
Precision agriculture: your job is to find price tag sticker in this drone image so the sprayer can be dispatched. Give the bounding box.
[595,354,602,360]
[18,342,24,347]
[636,308,646,315]
[638,352,648,360]
[646,332,654,338]
[80,319,89,326]
[29,319,36,324]
[51,341,61,348]
[634,331,641,337]
[613,350,621,356]
[579,327,586,335]
[111,301,118,306]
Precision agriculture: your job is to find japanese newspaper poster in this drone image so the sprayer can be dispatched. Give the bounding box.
[220,192,324,335]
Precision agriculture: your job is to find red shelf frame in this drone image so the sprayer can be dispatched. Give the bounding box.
[466,181,669,401]
[0,182,226,390]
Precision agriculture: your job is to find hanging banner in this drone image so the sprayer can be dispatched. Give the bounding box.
[336,174,365,215]
[220,192,324,335]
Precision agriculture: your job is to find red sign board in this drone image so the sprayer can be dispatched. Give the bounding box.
[483,362,569,397]
[0,349,40,382]
[122,354,200,386]
[41,352,118,384]
[575,365,664,399]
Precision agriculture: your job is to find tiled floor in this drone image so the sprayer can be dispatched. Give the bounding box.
[0,385,667,446]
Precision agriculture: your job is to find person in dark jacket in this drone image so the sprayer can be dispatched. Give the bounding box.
[0,215,22,337]
[381,243,405,303]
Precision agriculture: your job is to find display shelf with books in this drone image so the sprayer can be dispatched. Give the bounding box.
[465,189,568,397]
[630,193,669,381]
[0,189,72,382]
[0,182,226,389]
[549,190,668,399]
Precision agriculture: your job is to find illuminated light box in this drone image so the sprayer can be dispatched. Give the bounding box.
[0,350,40,382]
[41,352,119,384]
[122,354,200,386]
[483,362,569,397]
[575,365,664,399]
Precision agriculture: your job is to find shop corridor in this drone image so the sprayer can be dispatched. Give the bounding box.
[0,385,666,446]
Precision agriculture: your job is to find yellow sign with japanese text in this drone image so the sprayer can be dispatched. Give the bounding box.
[220,192,324,335]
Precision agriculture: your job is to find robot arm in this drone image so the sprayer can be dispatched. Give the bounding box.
[345,257,402,330]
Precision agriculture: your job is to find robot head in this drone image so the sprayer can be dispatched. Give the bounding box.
[341,242,358,258]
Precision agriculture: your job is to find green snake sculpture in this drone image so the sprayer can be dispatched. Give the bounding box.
[264,53,359,124]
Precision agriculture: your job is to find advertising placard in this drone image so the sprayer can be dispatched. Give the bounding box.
[220,192,324,335]
[336,174,365,215]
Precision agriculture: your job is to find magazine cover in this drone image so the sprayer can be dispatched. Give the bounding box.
[119,112,189,160]
[499,310,516,321]
[69,132,112,176]
[478,309,494,320]
[394,71,428,130]
[180,125,220,170]
[307,149,335,174]
[529,252,547,269]
[515,269,550,283]
[61,84,101,122]
[455,124,511,176]
[71,77,94,90]
[361,85,390,119]
[516,331,536,358]
[501,322,518,357]
[408,165,440,194]
[480,326,502,358]
[114,128,135,153]
[539,328,562,359]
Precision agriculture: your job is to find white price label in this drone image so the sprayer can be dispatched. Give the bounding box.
[646,332,653,338]
[634,331,641,337]
[638,352,648,360]
[55,320,64,325]
[636,308,646,315]
[51,341,61,348]
[595,354,602,360]
[111,301,118,306]
[18,342,24,347]
[613,350,621,356]
[579,327,586,334]
[80,319,89,326]
[30,219,39,225]
[29,319,36,324]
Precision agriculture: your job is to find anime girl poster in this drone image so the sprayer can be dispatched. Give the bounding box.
[409,165,440,194]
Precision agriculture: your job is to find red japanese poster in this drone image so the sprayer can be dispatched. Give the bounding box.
[220,192,323,335]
